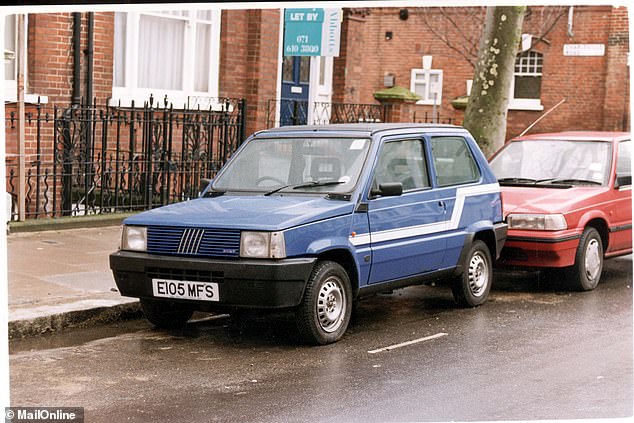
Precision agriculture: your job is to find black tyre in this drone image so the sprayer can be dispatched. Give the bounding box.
[452,240,493,307]
[566,227,603,291]
[140,298,194,329]
[295,261,352,345]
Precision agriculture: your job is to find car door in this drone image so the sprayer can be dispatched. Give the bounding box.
[609,140,632,252]
[429,135,486,269]
[367,137,447,284]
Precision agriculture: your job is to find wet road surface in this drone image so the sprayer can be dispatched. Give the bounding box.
[9,256,633,422]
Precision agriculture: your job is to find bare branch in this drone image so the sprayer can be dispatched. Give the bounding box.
[420,7,485,68]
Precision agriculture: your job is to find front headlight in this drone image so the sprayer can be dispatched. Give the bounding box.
[507,214,568,231]
[240,231,286,258]
[121,225,147,251]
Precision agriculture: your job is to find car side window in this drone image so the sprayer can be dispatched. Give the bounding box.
[373,139,430,192]
[430,136,480,186]
[616,140,631,187]
[617,141,631,176]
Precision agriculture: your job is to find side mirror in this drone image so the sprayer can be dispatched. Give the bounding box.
[370,182,403,198]
[615,174,631,189]
[199,178,213,197]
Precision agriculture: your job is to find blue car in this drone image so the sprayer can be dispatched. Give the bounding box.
[110,123,507,344]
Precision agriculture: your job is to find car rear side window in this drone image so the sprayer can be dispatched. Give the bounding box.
[430,136,480,186]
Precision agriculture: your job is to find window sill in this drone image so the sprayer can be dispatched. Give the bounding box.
[110,90,225,111]
[508,100,543,111]
[415,100,443,106]
[110,93,234,112]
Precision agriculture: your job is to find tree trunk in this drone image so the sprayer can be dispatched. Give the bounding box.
[463,6,526,157]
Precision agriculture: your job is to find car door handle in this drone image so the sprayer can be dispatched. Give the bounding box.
[438,201,446,209]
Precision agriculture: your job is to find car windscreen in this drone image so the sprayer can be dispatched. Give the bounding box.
[212,137,371,194]
[489,140,612,186]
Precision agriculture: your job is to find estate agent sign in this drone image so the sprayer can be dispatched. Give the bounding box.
[284,8,341,56]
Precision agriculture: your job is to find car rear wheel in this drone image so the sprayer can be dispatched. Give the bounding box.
[295,261,352,345]
[567,227,603,291]
[140,298,194,329]
[452,240,492,307]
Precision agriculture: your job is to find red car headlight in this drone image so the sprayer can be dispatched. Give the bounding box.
[507,213,568,231]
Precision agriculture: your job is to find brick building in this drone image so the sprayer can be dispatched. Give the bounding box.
[335,6,630,136]
[3,5,630,220]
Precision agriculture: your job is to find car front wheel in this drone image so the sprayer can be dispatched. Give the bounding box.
[140,298,194,329]
[295,261,352,345]
[567,227,603,291]
[452,240,493,307]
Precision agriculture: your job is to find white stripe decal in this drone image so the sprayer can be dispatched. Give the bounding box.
[349,183,500,247]
[349,233,371,246]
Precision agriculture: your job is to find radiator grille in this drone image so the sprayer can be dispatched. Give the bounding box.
[147,226,241,258]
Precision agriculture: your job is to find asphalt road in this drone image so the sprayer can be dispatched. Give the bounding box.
[9,256,633,423]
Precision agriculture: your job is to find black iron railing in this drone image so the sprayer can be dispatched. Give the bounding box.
[5,96,246,220]
[266,100,387,127]
[266,99,455,127]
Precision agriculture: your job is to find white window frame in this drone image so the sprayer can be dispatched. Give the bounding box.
[3,15,46,104]
[509,51,544,111]
[410,69,443,106]
[4,14,17,102]
[112,10,221,108]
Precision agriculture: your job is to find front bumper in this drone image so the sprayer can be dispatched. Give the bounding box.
[110,251,317,309]
[497,231,581,268]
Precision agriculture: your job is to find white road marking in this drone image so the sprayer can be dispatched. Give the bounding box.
[367,332,448,354]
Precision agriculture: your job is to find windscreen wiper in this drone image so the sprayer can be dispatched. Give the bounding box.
[498,177,538,185]
[264,180,344,196]
[539,178,602,186]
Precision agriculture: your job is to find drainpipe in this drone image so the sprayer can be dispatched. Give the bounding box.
[59,13,83,215]
[86,12,94,105]
[84,12,95,205]
[72,12,81,105]
[567,6,574,38]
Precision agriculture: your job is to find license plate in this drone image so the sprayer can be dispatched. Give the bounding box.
[152,279,219,302]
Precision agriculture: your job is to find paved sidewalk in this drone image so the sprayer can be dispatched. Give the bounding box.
[6,225,142,338]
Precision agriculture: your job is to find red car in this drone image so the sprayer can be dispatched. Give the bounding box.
[489,131,631,290]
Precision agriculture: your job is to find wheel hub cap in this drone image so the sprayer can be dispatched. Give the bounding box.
[317,279,345,333]
[468,252,488,297]
[585,239,601,281]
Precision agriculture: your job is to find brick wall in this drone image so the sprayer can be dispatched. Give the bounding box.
[92,13,115,104]
[507,5,613,137]
[27,12,113,106]
[27,13,74,105]
[333,10,369,104]
[334,6,630,138]
[602,6,630,131]
[334,7,478,119]
[220,9,280,136]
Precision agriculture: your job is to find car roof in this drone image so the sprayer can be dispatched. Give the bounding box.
[254,123,466,137]
[511,131,630,143]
